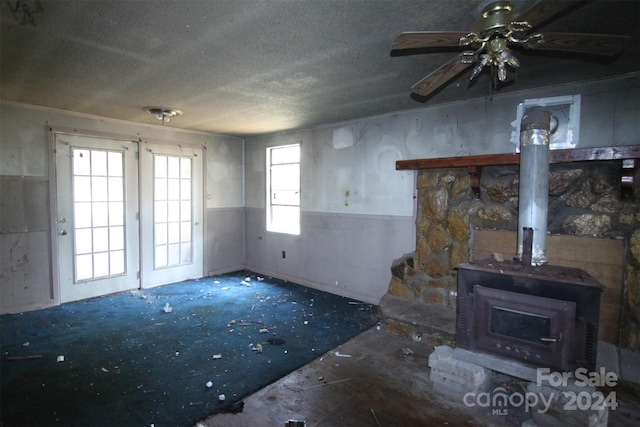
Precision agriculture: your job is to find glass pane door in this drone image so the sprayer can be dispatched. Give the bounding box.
[153,155,193,269]
[140,143,203,287]
[72,148,126,281]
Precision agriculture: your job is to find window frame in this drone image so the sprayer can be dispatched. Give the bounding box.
[266,143,301,235]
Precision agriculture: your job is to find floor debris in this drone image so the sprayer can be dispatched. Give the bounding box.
[402,347,414,356]
[219,401,244,413]
[1,272,381,426]
[5,354,43,361]
[371,408,381,427]
[304,377,351,390]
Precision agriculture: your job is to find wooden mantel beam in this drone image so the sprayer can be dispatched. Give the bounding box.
[397,152,520,170]
[396,145,640,200]
[396,145,640,170]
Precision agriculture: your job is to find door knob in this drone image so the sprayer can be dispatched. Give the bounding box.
[60,230,68,236]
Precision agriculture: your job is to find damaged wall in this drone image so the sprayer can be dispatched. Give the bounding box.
[243,127,415,304]
[244,74,639,305]
[1,74,637,313]
[0,102,245,313]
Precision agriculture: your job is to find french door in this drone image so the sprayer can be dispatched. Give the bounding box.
[139,143,203,287]
[55,134,140,303]
[54,133,203,303]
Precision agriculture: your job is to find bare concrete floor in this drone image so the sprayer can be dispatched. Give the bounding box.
[195,326,640,427]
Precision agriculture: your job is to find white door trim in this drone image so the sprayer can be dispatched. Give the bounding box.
[49,127,142,303]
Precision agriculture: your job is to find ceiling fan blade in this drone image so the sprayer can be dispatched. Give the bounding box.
[516,0,582,30]
[391,31,468,51]
[411,51,476,97]
[532,33,631,56]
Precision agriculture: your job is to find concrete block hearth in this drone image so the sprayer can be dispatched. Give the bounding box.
[379,293,455,346]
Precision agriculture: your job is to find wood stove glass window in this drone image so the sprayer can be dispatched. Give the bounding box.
[491,307,551,343]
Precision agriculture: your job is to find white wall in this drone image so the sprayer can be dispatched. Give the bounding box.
[0,102,244,313]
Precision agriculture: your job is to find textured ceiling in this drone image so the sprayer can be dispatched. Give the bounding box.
[1,0,638,137]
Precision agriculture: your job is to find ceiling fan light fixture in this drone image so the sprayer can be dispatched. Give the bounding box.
[470,56,489,80]
[497,62,507,81]
[500,48,520,68]
[143,107,183,125]
[392,0,631,98]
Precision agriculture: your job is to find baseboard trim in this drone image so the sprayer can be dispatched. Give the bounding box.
[243,264,381,305]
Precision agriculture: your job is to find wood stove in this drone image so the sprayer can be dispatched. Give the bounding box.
[455,259,604,372]
[453,107,604,373]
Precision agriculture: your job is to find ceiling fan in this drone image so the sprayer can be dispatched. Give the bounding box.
[391,0,631,97]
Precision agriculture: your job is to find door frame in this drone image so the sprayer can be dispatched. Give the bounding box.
[49,127,141,304]
[48,127,208,303]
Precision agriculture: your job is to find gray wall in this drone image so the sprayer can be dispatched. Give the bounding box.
[243,127,416,303]
[204,136,245,275]
[0,102,245,313]
[244,74,639,304]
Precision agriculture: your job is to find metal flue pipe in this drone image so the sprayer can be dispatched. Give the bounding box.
[516,108,553,266]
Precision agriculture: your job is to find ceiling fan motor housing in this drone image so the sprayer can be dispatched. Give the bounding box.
[471,1,520,38]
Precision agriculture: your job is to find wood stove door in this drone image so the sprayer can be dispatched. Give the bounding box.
[472,285,576,372]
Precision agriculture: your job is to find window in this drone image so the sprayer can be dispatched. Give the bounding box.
[266,144,300,235]
[153,154,193,268]
[72,148,126,281]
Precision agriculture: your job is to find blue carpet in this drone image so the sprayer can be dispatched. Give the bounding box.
[1,271,380,427]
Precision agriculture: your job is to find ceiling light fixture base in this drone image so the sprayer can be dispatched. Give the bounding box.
[143,107,183,124]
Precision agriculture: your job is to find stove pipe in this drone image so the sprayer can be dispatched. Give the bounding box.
[516,108,553,266]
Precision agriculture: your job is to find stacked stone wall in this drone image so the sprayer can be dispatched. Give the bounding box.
[388,160,640,349]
